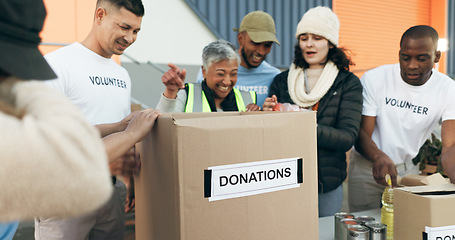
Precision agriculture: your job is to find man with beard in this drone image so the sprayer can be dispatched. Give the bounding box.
[197,11,281,107]
[348,25,455,212]
[34,0,147,239]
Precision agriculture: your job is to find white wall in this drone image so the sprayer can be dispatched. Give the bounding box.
[123,0,217,66]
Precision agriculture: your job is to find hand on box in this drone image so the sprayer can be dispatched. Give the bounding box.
[125,108,161,142]
[245,103,261,111]
[162,63,186,99]
[118,111,138,132]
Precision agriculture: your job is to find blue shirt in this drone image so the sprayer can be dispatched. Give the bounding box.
[0,221,19,240]
[196,61,281,107]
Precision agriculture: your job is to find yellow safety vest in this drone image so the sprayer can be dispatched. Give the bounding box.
[184,83,256,112]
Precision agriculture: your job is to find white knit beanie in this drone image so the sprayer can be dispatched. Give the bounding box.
[295,6,340,46]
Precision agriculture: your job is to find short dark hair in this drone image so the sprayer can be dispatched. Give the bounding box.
[97,0,145,17]
[293,43,353,72]
[400,25,438,49]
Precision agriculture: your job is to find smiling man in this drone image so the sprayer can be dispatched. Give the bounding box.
[348,25,455,212]
[35,0,145,239]
[197,11,281,107]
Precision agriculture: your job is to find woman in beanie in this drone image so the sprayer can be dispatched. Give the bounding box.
[263,6,363,217]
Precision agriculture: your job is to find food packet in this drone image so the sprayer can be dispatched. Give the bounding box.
[272,103,310,112]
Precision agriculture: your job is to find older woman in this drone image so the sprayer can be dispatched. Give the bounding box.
[263,6,363,217]
[157,39,260,112]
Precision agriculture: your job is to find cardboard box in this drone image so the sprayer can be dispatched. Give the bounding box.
[399,173,450,187]
[394,184,455,240]
[135,111,319,240]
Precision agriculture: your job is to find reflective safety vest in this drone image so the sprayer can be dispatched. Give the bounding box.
[184,83,256,112]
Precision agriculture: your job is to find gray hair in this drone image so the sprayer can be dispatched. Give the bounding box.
[202,39,240,71]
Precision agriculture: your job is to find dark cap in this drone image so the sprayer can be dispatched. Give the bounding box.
[0,0,57,80]
[233,11,280,45]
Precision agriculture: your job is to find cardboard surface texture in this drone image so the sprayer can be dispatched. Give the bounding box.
[135,111,318,240]
[400,173,450,187]
[394,183,455,240]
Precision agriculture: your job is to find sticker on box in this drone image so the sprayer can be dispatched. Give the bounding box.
[204,157,303,201]
[424,225,455,240]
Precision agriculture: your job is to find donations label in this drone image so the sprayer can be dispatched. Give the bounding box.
[424,225,455,240]
[204,157,303,201]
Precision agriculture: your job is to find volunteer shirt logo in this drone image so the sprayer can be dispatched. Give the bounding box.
[385,97,428,115]
[237,85,268,95]
[89,76,128,89]
[204,157,303,201]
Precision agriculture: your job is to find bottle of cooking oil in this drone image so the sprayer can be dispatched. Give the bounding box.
[381,177,394,240]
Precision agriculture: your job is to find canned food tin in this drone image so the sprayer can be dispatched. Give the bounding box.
[340,219,362,240]
[355,216,375,225]
[347,225,370,240]
[365,221,387,240]
[334,213,355,240]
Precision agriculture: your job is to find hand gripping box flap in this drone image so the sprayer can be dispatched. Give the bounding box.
[135,111,319,240]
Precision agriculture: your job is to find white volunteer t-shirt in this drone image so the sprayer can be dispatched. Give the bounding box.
[360,63,455,164]
[45,43,131,124]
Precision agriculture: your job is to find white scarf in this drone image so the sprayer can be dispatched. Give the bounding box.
[287,61,339,108]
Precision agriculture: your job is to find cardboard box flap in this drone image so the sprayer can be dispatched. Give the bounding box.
[399,174,426,186]
[166,112,239,121]
[396,184,455,196]
[172,111,311,130]
[162,111,292,122]
[399,173,450,186]
[163,111,312,120]
[421,173,450,185]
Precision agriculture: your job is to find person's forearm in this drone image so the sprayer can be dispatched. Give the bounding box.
[96,122,124,137]
[156,91,186,113]
[103,131,139,162]
[441,145,455,183]
[163,88,178,99]
[355,130,387,162]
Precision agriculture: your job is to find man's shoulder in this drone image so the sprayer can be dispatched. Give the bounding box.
[259,61,281,73]
[361,63,398,83]
[239,61,280,74]
[433,70,454,82]
[45,43,127,72]
[430,70,455,90]
[45,43,79,59]
[44,43,85,69]
[365,63,397,75]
